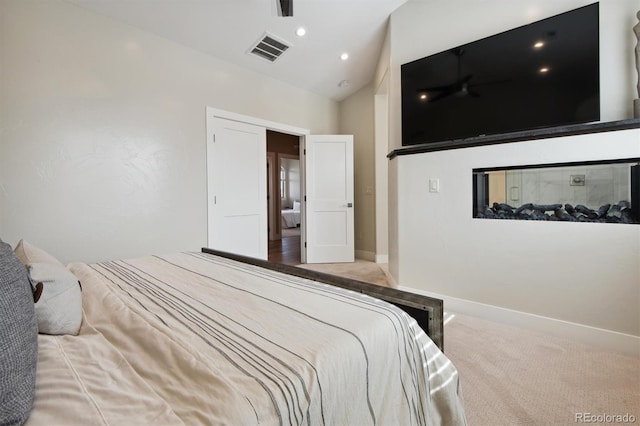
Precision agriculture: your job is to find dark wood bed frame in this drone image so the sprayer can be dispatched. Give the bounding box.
[201,248,445,351]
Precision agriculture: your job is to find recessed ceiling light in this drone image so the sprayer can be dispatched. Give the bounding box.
[338,79,350,88]
[296,27,306,37]
[419,93,428,101]
[533,41,544,49]
[539,66,550,73]
[340,53,349,61]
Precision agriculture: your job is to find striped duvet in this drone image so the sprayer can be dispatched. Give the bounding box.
[32,252,466,425]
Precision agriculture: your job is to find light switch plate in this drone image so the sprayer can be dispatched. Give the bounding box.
[429,178,440,193]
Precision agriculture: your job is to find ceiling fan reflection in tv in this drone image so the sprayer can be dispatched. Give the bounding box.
[417,48,508,103]
[401,3,600,146]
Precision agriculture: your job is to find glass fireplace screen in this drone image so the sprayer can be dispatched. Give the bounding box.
[473,159,640,224]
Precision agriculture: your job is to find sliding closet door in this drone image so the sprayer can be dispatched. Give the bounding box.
[207,117,267,259]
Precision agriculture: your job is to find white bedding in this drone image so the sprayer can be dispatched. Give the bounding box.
[27,318,182,425]
[28,252,466,425]
[281,209,301,228]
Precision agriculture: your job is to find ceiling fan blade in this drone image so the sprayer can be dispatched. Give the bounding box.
[416,52,475,100]
[277,0,293,17]
[417,83,452,92]
[426,90,452,103]
[469,78,511,88]
[417,73,474,94]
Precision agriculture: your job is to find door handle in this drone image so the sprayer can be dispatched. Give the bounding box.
[345,202,353,208]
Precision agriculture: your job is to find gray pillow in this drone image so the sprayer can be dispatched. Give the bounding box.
[0,239,38,425]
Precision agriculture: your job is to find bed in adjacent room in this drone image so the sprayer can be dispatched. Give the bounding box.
[281,201,302,228]
[3,240,466,425]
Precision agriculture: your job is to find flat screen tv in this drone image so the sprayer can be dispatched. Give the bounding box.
[401,3,600,146]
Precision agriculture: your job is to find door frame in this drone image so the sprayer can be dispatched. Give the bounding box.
[267,152,277,241]
[206,107,310,261]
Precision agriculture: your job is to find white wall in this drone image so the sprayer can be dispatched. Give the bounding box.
[397,130,640,336]
[339,84,377,260]
[374,82,390,264]
[0,0,338,263]
[374,26,392,265]
[386,0,640,345]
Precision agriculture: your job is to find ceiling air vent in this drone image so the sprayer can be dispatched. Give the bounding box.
[249,33,290,63]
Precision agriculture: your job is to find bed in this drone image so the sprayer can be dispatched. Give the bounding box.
[6,242,466,425]
[281,209,301,228]
[281,201,302,229]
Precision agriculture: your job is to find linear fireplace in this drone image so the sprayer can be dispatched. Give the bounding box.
[473,159,640,224]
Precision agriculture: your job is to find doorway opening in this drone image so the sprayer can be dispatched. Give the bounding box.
[267,130,302,265]
[206,107,354,265]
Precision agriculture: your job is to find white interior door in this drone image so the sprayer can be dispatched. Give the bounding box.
[207,117,267,259]
[305,135,354,263]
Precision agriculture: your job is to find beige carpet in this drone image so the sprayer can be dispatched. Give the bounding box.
[445,313,639,426]
[295,259,390,287]
[297,260,640,425]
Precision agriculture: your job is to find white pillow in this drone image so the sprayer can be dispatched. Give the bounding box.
[14,240,63,267]
[293,201,301,211]
[28,263,82,335]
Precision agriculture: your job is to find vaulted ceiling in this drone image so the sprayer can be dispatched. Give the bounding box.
[64,0,408,101]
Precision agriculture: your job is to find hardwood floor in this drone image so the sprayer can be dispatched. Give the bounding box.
[268,236,301,265]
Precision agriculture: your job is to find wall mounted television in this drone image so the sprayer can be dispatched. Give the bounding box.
[401,3,600,146]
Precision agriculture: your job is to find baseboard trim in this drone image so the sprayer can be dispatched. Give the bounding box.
[355,250,376,262]
[375,254,389,263]
[398,286,640,357]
